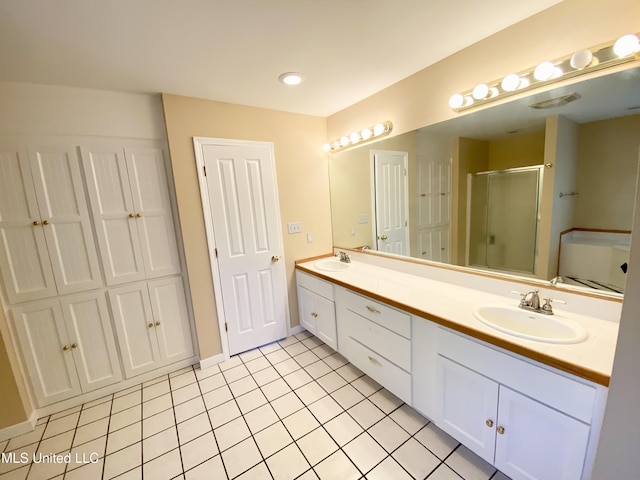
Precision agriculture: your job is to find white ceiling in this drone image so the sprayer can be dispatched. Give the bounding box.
[0,0,562,117]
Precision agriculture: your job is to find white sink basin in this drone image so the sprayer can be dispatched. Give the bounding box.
[473,304,588,344]
[314,259,353,272]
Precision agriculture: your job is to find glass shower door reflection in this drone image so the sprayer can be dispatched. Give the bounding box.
[469,167,541,275]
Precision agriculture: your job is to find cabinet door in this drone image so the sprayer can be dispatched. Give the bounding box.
[60,292,122,392]
[436,355,498,463]
[29,146,102,295]
[12,300,81,406]
[315,294,337,350]
[147,277,194,364]
[81,145,146,285]
[109,283,160,377]
[297,285,317,334]
[125,147,181,279]
[0,147,57,303]
[494,386,590,480]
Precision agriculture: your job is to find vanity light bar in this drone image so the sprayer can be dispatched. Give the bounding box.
[323,121,393,153]
[449,33,640,112]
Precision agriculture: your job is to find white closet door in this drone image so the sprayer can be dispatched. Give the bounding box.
[13,300,81,406]
[29,145,102,294]
[109,282,161,377]
[125,147,181,279]
[60,292,122,392]
[147,277,194,364]
[0,147,57,303]
[81,145,146,285]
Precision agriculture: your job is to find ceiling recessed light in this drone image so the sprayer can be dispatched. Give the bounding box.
[278,72,304,86]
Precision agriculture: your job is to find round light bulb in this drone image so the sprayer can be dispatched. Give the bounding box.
[501,73,521,92]
[534,61,556,81]
[349,132,361,144]
[551,66,563,79]
[339,136,349,147]
[570,49,593,69]
[472,83,490,100]
[373,123,386,136]
[449,93,464,109]
[361,128,372,140]
[331,140,340,150]
[322,143,331,152]
[613,34,640,57]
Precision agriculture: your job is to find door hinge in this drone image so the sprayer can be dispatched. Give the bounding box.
[203,165,207,176]
[214,247,218,258]
[225,322,228,332]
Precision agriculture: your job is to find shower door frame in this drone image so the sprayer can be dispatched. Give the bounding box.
[465,165,544,275]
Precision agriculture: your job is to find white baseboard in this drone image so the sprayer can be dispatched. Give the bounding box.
[288,325,304,335]
[0,410,37,443]
[199,353,226,370]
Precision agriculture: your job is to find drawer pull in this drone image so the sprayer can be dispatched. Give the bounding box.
[368,355,382,367]
[365,306,381,314]
[311,312,318,318]
[497,426,505,435]
[486,419,494,428]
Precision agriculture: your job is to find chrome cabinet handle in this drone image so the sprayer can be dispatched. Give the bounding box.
[368,356,382,367]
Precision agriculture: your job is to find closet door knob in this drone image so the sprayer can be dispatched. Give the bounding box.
[148,323,154,328]
[155,322,161,326]
[129,213,135,218]
[33,220,41,226]
[485,419,494,428]
[497,426,505,435]
[62,345,70,351]
[42,220,49,225]
[136,213,141,218]
[71,343,78,349]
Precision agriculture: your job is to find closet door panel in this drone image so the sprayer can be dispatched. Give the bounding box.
[125,147,181,279]
[61,292,122,392]
[13,300,81,406]
[81,146,145,285]
[147,277,194,364]
[29,146,102,294]
[109,283,160,377]
[0,148,57,303]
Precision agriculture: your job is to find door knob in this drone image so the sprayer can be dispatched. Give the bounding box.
[377,235,388,241]
[155,321,161,326]
[485,419,494,428]
[71,343,78,349]
[148,323,154,328]
[62,345,70,351]
[136,213,142,218]
[497,426,505,435]
[271,255,280,262]
[129,213,135,218]
[42,220,49,225]
[33,220,41,226]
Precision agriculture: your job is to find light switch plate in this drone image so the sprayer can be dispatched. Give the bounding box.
[287,222,301,234]
[358,214,368,224]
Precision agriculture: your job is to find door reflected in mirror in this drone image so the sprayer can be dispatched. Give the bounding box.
[329,66,640,296]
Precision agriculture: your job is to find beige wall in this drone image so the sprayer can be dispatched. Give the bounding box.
[161,94,330,360]
[488,130,545,171]
[575,114,640,230]
[0,319,28,429]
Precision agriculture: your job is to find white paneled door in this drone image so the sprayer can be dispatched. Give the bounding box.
[197,139,288,355]
[372,150,409,255]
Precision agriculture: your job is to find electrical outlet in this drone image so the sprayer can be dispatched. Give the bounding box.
[350,226,356,236]
[306,233,313,243]
[287,222,301,234]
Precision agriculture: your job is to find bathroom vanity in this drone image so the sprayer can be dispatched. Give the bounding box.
[295,254,618,480]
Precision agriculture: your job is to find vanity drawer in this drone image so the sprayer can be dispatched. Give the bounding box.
[341,308,411,371]
[343,290,411,338]
[341,334,412,404]
[296,270,334,301]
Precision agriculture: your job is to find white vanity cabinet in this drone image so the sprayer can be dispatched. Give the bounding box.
[433,328,601,480]
[81,144,181,286]
[109,277,193,378]
[0,145,102,304]
[335,287,412,404]
[12,292,122,406]
[296,271,337,349]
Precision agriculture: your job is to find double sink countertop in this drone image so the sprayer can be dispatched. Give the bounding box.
[296,256,620,387]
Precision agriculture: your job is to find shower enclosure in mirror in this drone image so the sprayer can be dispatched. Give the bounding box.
[328,66,640,296]
[467,166,542,275]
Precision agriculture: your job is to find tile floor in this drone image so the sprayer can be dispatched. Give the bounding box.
[0,331,511,480]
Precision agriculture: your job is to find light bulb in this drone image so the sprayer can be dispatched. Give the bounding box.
[501,73,521,92]
[472,83,489,100]
[349,132,361,144]
[361,128,372,140]
[373,123,386,136]
[534,61,555,81]
[613,34,640,57]
[331,140,340,150]
[322,143,331,152]
[339,136,349,147]
[278,72,304,85]
[449,93,464,109]
[570,49,593,69]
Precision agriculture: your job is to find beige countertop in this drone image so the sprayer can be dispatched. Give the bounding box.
[296,257,619,386]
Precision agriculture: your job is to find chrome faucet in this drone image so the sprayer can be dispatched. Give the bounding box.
[550,276,564,286]
[335,251,351,263]
[515,289,558,315]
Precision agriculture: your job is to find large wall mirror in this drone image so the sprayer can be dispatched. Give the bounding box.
[329,66,640,297]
